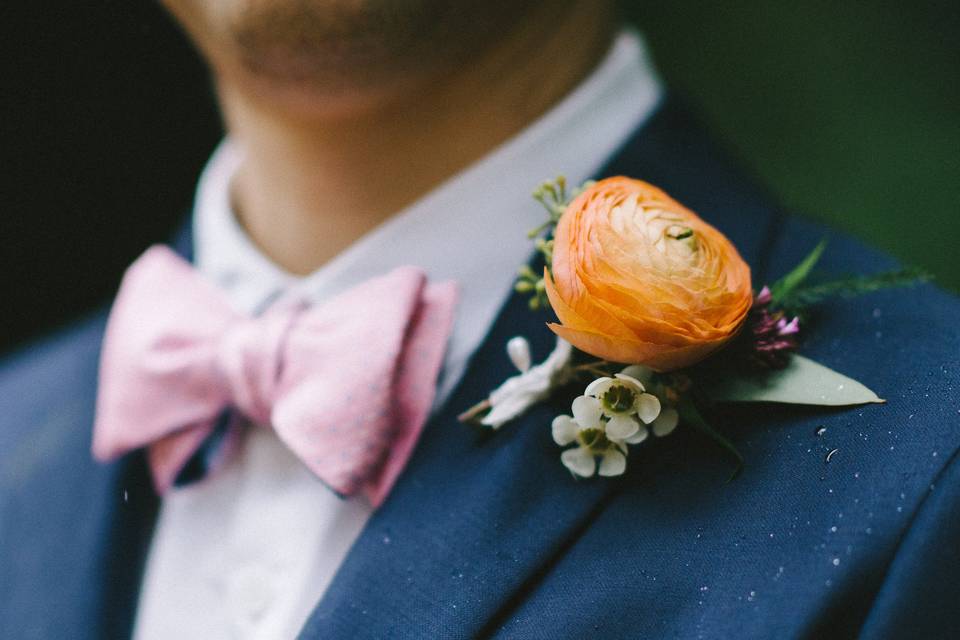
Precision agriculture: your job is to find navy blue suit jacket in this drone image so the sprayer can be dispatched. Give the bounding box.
[2,99,959,639]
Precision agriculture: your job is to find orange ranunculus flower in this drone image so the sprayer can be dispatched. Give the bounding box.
[544,177,753,371]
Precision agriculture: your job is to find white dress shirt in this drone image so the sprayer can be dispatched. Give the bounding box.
[133,29,662,640]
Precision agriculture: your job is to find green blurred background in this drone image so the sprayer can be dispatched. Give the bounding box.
[630,1,959,291]
[1,1,957,352]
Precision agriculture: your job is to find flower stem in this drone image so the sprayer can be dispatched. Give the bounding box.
[570,360,612,375]
[458,399,491,424]
[678,396,744,481]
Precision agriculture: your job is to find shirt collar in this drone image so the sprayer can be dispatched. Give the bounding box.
[192,28,663,398]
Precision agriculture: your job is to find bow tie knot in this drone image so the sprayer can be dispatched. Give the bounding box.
[214,300,305,426]
[93,246,457,506]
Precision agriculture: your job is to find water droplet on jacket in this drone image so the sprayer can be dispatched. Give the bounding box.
[815,426,827,437]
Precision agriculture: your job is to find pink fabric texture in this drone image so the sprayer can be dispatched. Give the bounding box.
[93,245,458,507]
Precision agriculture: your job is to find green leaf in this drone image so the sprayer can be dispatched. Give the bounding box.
[778,266,932,311]
[770,240,827,304]
[678,396,743,481]
[703,354,884,406]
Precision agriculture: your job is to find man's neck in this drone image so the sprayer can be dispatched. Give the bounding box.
[218,2,614,275]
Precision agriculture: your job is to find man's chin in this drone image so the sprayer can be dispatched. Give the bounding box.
[164,0,544,115]
[219,61,423,119]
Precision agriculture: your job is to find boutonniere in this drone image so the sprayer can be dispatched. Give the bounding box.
[460,176,927,479]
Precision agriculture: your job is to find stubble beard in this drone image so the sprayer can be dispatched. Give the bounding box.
[216,0,552,97]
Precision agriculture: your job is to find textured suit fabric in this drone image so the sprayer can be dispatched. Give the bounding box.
[2,98,958,639]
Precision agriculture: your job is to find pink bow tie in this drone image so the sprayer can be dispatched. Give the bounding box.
[93,246,457,506]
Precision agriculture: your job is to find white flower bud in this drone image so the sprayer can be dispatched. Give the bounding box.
[506,336,532,372]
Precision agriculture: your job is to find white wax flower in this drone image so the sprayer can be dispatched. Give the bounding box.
[552,365,678,478]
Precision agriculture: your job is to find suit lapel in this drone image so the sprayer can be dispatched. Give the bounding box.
[298,97,784,638]
[299,275,615,639]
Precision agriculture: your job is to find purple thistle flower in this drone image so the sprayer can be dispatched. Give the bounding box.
[755,285,773,306]
[746,287,801,369]
[776,316,800,336]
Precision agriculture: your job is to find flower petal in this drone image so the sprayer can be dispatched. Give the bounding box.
[482,391,539,428]
[487,369,548,405]
[584,377,614,398]
[561,447,596,477]
[598,448,627,477]
[620,365,654,385]
[624,425,649,444]
[651,408,679,437]
[547,323,730,372]
[636,393,662,424]
[605,414,639,440]
[506,336,532,372]
[613,373,645,393]
[539,337,574,376]
[551,415,579,445]
[571,395,603,429]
